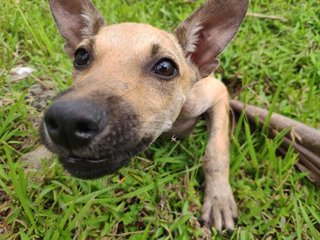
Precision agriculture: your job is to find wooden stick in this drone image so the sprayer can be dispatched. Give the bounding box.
[230,100,320,184]
[246,12,288,23]
[230,100,320,156]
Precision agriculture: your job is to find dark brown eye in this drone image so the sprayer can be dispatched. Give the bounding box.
[73,48,90,69]
[152,58,178,80]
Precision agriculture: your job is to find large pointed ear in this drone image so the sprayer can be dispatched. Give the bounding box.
[49,0,105,57]
[175,0,249,77]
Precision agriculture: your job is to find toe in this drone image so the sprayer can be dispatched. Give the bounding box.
[222,206,235,230]
[229,200,238,219]
[201,197,213,225]
[212,207,222,232]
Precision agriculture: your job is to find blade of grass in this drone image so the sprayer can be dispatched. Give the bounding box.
[4,146,35,227]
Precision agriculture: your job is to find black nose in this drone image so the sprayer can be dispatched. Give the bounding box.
[44,100,107,149]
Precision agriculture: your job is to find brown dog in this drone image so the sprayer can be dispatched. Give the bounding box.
[39,0,248,232]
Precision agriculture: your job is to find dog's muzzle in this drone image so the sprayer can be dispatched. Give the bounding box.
[40,97,152,179]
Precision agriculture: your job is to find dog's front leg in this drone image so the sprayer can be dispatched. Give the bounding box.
[182,76,237,232]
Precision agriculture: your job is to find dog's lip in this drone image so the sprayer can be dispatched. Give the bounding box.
[66,155,108,164]
[59,154,131,180]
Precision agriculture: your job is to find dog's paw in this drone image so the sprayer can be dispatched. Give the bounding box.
[200,182,237,233]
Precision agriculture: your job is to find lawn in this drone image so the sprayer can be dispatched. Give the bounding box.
[0,0,319,239]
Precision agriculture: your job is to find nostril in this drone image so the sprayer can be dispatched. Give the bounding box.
[76,121,95,133]
[45,117,59,132]
[74,121,99,139]
[44,115,71,147]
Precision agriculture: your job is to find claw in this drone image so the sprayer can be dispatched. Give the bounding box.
[221,222,226,232]
[199,218,208,227]
[227,229,233,235]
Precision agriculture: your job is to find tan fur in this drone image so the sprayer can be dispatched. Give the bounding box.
[32,0,249,234]
[67,23,198,141]
[168,77,236,231]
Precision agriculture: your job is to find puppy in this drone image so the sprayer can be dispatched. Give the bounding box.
[40,0,248,232]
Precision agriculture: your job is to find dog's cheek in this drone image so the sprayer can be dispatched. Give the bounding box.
[166,87,187,123]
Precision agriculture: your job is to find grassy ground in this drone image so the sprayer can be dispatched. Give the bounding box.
[1,0,319,239]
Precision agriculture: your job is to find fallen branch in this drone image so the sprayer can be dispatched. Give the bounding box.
[230,100,320,184]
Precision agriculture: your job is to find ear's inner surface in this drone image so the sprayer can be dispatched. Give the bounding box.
[49,0,105,57]
[175,0,249,77]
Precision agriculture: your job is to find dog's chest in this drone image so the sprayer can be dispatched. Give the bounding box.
[166,116,198,139]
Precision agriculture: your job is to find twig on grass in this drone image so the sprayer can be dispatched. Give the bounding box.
[247,12,288,23]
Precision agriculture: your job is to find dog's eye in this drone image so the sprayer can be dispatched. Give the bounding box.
[74,48,90,69]
[152,58,178,79]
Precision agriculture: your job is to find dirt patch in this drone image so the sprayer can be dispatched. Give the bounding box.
[27,83,57,113]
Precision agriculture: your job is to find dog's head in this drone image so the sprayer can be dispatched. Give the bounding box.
[41,0,248,179]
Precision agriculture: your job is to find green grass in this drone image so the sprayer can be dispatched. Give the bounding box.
[1,0,319,239]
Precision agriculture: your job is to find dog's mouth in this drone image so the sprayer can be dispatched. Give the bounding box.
[54,136,153,180]
[59,154,132,179]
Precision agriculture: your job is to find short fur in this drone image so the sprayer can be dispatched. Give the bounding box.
[36,0,249,233]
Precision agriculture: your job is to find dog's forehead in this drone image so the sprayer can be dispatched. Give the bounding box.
[95,23,182,56]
